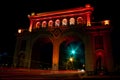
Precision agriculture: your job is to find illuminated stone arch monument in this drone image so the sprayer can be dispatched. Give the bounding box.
[13,4,113,72]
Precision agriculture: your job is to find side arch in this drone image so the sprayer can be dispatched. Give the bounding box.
[58,30,94,71]
[31,37,53,69]
[59,36,85,70]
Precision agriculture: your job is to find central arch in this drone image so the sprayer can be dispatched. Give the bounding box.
[59,36,85,70]
[31,37,53,69]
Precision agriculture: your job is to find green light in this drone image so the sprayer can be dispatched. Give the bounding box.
[66,44,78,56]
[64,41,85,69]
[71,50,75,55]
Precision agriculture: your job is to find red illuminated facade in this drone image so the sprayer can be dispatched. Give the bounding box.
[13,4,113,73]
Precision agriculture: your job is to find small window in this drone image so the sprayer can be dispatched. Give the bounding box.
[77,17,83,24]
[55,19,60,27]
[62,18,67,26]
[69,18,75,25]
[42,21,47,28]
[35,21,40,28]
[48,20,53,27]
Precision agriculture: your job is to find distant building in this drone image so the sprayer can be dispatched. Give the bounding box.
[13,4,113,73]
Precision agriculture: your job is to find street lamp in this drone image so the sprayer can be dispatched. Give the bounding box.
[69,57,74,70]
[69,57,73,62]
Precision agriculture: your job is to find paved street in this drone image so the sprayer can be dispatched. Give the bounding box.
[0,68,120,80]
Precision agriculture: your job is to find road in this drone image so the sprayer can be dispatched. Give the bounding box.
[0,68,120,80]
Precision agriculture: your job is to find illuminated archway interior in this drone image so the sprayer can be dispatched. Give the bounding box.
[59,38,85,70]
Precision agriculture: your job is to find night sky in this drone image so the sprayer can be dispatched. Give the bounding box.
[0,0,119,64]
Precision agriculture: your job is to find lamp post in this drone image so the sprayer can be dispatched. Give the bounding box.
[69,57,74,70]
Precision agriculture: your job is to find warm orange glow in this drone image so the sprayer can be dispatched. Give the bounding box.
[85,4,91,8]
[36,22,40,28]
[32,4,93,18]
[28,4,94,31]
[69,57,73,62]
[31,12,35,16]
[103,20,110,25]
[18,29,22,33]
[29,28,32,32]
[27,14,30,17]
[86,13,91,26]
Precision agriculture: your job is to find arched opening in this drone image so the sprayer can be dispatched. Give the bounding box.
[94,50,108,75]
[42,21,47,28]
[55,19,60,27]
[35,21,40,29]
[31,37,53,69]
[69,17,75,25]
[48,20,53,27]
[62,18,67,26]
[59,37,85,70]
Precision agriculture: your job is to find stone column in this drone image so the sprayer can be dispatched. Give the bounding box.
[13,38,21,68]
[29,19,34,32]
[52,39,60,70]
[25,37,32,68]
[103,33,113,72]
[86,13,91,26]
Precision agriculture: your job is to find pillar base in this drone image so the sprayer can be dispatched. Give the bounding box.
[52,64,58,70]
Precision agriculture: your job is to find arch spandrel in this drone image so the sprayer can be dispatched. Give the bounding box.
[30,32,53,46]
